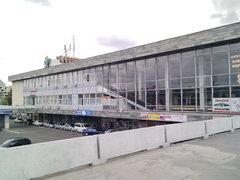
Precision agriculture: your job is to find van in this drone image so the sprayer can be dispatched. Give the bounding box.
[73,123,90,133]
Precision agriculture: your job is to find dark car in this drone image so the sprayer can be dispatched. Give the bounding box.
[0,138,31,148]
[82,128,103,135]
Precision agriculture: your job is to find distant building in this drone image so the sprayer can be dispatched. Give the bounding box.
[0,80,11,100]
[8,22,240,130]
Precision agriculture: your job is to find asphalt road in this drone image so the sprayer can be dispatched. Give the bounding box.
[0,120,83,144]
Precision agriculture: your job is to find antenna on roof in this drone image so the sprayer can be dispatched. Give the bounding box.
[72,35,75,58]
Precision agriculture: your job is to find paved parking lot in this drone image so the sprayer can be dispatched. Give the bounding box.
[0,120,83,144]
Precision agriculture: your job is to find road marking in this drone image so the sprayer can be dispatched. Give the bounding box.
[3,129,21,134]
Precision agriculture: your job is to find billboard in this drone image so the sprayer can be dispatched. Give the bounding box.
[213,98,240,113]
[212,98,230,113]
[140,113,187,122]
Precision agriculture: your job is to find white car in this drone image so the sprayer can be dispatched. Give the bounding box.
[13,118,23,123]
[61,124,74,131]
[73,123,90,133]
[32,121,43,126]
[43,122,54,128]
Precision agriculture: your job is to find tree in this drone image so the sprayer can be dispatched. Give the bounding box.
[0,89,12,105]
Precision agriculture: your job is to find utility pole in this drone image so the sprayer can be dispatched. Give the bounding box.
[72,35,75,58]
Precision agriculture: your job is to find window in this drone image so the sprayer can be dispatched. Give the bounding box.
[212,51,229,75]
[168,54,180,78]
[146,58,156,81]
[157,56,167,80]
[213,87,229,98]
[213,75,229,86]
[136,60,145,82]
[181,56,195,77]
[127,61,135,82]
[78,94,83,105]
[196,54,211,76]
[118,63,126,83]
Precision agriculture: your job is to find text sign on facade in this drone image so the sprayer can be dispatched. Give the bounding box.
[213,98,230,113]
[140,113,187,122]
[0,110,12,114]
[230,51,240,73]
[75,110,93,116]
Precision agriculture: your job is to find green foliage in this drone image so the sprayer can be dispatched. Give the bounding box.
[0,89,12,105]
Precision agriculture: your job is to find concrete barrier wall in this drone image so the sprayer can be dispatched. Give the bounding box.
[165,121,206,143]
[1,116,238,180]
[0,136,98,180]
[98,126,165,160]
[205,118,232,135]
[232,116,240,129]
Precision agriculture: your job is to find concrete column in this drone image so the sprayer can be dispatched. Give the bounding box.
[4,115,9,129]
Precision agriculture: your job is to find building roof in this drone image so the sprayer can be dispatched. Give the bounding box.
[9,22,240,82]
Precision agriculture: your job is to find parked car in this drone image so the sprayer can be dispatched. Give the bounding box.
[82,128,103,135]
[43,122,54,128]
[23,119,33,125]
[13,118,23,123]
[61,124,74,131]
[0,137,31,148]
[32,121,43,126]
[73,123,90,133]
[54,123,63,129]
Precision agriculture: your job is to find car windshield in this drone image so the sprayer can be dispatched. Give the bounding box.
[0,139,14,147]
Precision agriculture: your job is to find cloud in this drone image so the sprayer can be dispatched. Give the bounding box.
[211,0,240,24]
[25,0,50,6]
[96,36,137,49]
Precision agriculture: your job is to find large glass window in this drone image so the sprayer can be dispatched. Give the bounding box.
[127,61,135,82]
[181,55,195,77]
[157,90,166,110]
[146,81,156,90]
[197,76,211,87]
[110,64,117,84]
[136,91,145,108]
[136,60,145,82]
[232,86,240,97]
[127,91,135,110]
[118,63,126,83]
[213,87,229,98]
[212,51,229,74]
[147,91,156,110]
[169,79,180,89]
[168,54,180,78]
[96,66,103,85]
[182,89,196,111]
[146,58,156,81]
[157,56,167,80]
[213,75,229,86]
[197,88,212,111]
[103,65,109,85]
[170,89,181,111]
[196,54,211,76]
[157,80,165,89]
[182,78,195,88]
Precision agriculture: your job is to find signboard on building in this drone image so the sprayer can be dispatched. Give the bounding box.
[140,113,187,122]
[0,110,12,114]
[213,98,230,113]
[230,52,240,72]
[75,110,93,116]
[231,98,240,113]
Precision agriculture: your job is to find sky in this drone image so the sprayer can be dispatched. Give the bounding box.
[0,0,240,85]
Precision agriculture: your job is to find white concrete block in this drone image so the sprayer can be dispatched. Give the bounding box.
[98,126,165,160]
[165,121,205,144]
[206,118,232,135]
[0,136,98,180]
[232,116,240,129]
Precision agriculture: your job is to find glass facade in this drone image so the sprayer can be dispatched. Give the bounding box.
[23,41,240,112]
